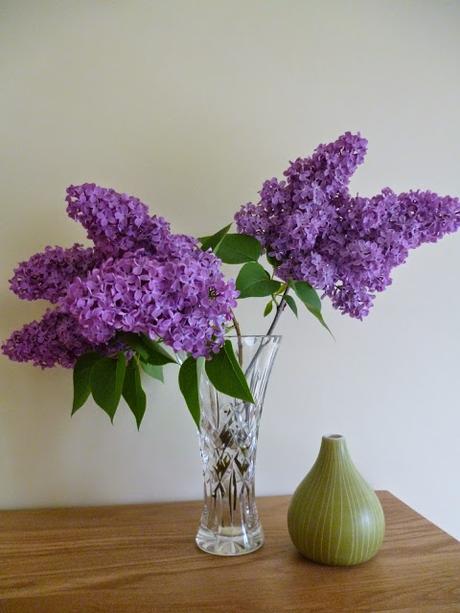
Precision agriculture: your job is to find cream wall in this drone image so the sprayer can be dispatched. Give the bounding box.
[1,0,459,539]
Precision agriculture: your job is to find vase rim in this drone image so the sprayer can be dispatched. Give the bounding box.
[225,334,282,339]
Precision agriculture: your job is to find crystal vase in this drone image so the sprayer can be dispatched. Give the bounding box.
[196,335,281,556]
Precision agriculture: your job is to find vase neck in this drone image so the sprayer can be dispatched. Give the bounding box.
[201,335,281,407]
[318,434,351,464]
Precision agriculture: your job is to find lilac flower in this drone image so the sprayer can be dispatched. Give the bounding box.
[236,132,460,318]
[9,244,101,304]
[3,183,239,367]
[1,309,95,368]
[66,183,171,258]
[62,245,239,358]
[285,130,368,201]
[236,133,368,258]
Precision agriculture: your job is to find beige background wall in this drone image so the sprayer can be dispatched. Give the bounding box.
[1,0,459,539]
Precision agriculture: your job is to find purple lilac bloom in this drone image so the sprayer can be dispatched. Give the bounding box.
[236,132,368,256]
[9,244,101,304]
[66,183,171,258]
[1,309,95,368]
[3,184,239,367]
[62,246,238,358]
[236,132,460,318]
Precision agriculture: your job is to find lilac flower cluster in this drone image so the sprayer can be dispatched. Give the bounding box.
[10,244,101,304]
[66,184,171,258]
[236,132,460,318]
[1,309,94,368]
[63,248,237,358]
[3,185,238,367]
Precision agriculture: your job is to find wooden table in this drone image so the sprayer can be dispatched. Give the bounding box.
[0,492,458,612]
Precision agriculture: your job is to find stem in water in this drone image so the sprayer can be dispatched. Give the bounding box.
[232,313,244,366]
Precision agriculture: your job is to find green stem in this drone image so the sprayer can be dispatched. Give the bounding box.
[232,312,244,366]
[266,286,289,337]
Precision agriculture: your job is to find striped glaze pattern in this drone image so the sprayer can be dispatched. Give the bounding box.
[287,434,385,566]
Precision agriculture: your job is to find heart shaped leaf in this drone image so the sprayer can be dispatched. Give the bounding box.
[236,262,281,298]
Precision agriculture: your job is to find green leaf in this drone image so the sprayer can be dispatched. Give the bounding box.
[120,333,176,365]
[140,335,177,365]
[236,262,282,299]
[178,356,201,428]
[290,280,331,333]
[266,253,281,268]
[122,359,147,429]
[275,283,287,295]
[199,223,232,252]
[215,234,261,264]
[290,280,321,310]
[263,300,273,317]
[284,294,298,318]
[119,332,150,360]
[90,354,126,422]
[205,340,255,404]
[140,360,164,382]
[72,352,100,415]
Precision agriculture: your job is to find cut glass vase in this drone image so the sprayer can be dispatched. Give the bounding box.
[196,335,281,556]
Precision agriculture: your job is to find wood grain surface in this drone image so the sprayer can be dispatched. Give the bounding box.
[0,492,458,612]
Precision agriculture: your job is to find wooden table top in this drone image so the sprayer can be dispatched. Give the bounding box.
[0,491,458,612]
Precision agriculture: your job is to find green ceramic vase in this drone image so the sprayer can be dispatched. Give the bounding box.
[287,434,385,566]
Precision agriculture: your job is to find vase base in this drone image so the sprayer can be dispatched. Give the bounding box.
[195,525,264,556]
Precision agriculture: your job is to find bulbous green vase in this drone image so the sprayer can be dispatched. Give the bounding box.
[288,434,385,566]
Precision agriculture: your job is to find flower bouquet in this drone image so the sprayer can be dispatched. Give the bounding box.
[3,132,459,555]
